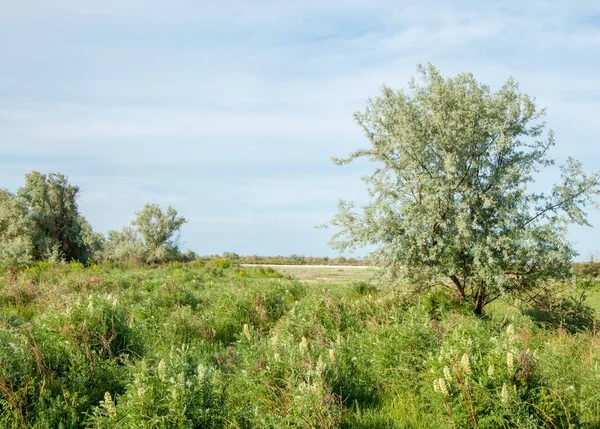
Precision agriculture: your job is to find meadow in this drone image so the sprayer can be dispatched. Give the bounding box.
[1,260,599,428]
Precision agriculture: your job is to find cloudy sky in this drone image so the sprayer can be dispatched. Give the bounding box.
[1,0,599,258]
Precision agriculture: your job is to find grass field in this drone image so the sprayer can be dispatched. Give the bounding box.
[1,261,599,428]
[261,264,600,315]
[241,264,375,284]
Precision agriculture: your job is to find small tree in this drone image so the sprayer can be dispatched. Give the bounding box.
[0,172,101,266]
[328,65,600,314]
[222,252,240,260]
[101,227,146,263]
[17,171,92,262]
[0,189,34,267]
[133,203,186,262]
[103,203,186,263]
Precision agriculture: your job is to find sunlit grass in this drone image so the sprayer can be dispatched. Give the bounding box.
[0,261,598,428]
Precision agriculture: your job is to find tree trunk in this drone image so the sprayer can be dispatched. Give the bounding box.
[450,275,466,303]
[473,283,486,316]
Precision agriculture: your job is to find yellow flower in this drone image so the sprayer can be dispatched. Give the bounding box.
[197,364,206,383]
[243,324,251,341]
[158,359,167,382]
[316,356,326,376]
[443,366,453,382]
[103,392,117,419]
[507,352,514,373]
[501,384,510,404]
[460,354,472,376]
[299,336,309,353]
[328,349,335,363]
[438,378,449,396]
[506,324,517,344]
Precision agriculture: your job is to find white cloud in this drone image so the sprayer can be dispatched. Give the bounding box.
[1,0,600,256]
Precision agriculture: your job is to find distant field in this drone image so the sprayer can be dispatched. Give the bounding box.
[246,264,599,309]
[241,263,376,284]
[247,264,600,314]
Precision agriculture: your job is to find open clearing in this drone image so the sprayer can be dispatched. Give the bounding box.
[241,264,376,283]
[241,264,600,314]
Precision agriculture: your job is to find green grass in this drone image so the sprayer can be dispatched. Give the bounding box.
[586,286,600,313]
[244,264,376,285]
[0,261,599,428]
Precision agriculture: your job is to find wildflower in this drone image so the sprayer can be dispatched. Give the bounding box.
[299,336,308,353]
[443,366,453,382]
[506,324,517,344]
[137,387,145,398]
[158,359,167,382]
[488,364,495,378]
[506,324,514,336]
[103,392,117,419]
[328,349,335,363]
[433,378,440,393]
[172,374,184,400]
[197,364,206,382]
[501,383,510,404]
[243,324,251,341]
[274,350,280,361]
[437,347,446,363]
[460,354,472,376]
[438,378,449,396]
[507,352,514,373]
[316,356,326,376]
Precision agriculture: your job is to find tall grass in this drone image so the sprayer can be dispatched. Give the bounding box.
[0,262,598,428]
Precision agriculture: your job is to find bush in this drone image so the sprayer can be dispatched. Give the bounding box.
[526,295,596,332]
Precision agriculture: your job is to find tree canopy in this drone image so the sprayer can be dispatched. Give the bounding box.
[329,64,600,314]
[0,189,34,267]
[102,203,186,263]
[0,172,100,266]
[1,172,187,267]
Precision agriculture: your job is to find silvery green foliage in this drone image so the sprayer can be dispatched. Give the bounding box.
[133,203,186,250]
[78,215,105,259]
[329,64,600,314]
[0,172,102,266]
[0,189,34,267]
[102,226,146,262]
[17,171,97,262]
[133,203,186,263]
[103,203,186,263]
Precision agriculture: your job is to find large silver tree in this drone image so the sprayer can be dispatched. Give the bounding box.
[329,65,600,314]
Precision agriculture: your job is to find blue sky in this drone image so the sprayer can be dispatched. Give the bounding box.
[1,0,599,258]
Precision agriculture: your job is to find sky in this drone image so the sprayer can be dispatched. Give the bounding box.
[1,0,599,259]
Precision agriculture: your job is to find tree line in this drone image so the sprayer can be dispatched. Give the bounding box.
[0,171,186,267]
